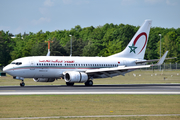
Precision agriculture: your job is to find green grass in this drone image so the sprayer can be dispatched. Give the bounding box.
[0,70,180,86]
[0,95,180,119]
[0,70,180,119]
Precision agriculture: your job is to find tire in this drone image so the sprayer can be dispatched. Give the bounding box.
[20,82,25,87]
[66,82,74,86]
[85,80,93,86]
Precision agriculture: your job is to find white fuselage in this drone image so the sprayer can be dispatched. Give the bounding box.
[3,56,137,78]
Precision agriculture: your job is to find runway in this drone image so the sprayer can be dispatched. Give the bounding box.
[0,84,180,95]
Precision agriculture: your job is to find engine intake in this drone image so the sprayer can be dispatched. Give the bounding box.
[64,71,88,83]
[33,78,55,82]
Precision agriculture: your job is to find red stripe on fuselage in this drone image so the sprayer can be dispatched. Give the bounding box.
[6,66,99,71]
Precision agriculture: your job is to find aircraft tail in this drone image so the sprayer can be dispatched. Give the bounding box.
[109,20,152,59]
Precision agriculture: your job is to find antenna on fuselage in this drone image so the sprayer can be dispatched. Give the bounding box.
[45,39,53,56]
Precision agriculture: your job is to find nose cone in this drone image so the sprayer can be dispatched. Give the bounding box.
[3,65,9,73]
[3,66,7,72]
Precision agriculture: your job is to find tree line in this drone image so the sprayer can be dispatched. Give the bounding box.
[0,23,180,66]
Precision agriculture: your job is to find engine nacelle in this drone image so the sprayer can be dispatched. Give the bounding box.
[33,78,55,82]
[64,71,88,83]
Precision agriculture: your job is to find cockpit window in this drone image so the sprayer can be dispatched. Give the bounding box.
[16,62,22,65]
[11,62,22,65]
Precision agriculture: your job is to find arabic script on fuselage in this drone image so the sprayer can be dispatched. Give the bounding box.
[39,59,74,63]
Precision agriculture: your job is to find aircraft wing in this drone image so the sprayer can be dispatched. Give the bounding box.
[85,51,168,78]
[86,65,151,77]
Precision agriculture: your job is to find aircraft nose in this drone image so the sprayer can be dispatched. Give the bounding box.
[3,66,8,72]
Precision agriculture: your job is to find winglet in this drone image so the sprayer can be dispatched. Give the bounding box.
[46,49,50,56]
[152,51,168,66]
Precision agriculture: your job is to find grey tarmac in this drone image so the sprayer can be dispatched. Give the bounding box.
[0,84,180,95]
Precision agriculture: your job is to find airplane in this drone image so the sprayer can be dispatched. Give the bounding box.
[3,20,168,87]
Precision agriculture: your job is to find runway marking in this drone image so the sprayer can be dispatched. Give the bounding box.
[0,114,180,119]
[0,92,180,95]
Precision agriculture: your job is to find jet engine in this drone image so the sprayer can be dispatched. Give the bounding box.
[64,71,88,83]
[33,78,55,82]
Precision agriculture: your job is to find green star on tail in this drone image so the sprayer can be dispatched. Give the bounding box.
[129,44,137,53]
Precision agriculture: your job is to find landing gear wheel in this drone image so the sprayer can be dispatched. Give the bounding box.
[66,82,74,86]
[85,80,93,86]
[20,81,25,87]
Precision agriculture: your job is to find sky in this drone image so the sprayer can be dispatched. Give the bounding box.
[0,0,180,35]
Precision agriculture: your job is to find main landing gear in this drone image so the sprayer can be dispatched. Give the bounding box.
[66,80,93,86]
[85,77,93,86]
[65,77,94,86]
[20,80,25,87]
[66,82,74,86]
[85,80,93,86]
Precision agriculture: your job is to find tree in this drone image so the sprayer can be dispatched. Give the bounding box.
[82,40,100,56]
[31,42,47,56]
[0,31,14,66]
[161,31,178,63]
[1,22,180,66]
[50,39,68,56]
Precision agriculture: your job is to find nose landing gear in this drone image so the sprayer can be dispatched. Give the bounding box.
[20,80,25,87]
[13,76,25,87]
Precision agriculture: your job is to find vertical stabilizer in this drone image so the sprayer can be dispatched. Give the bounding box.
[109,20,152,59]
